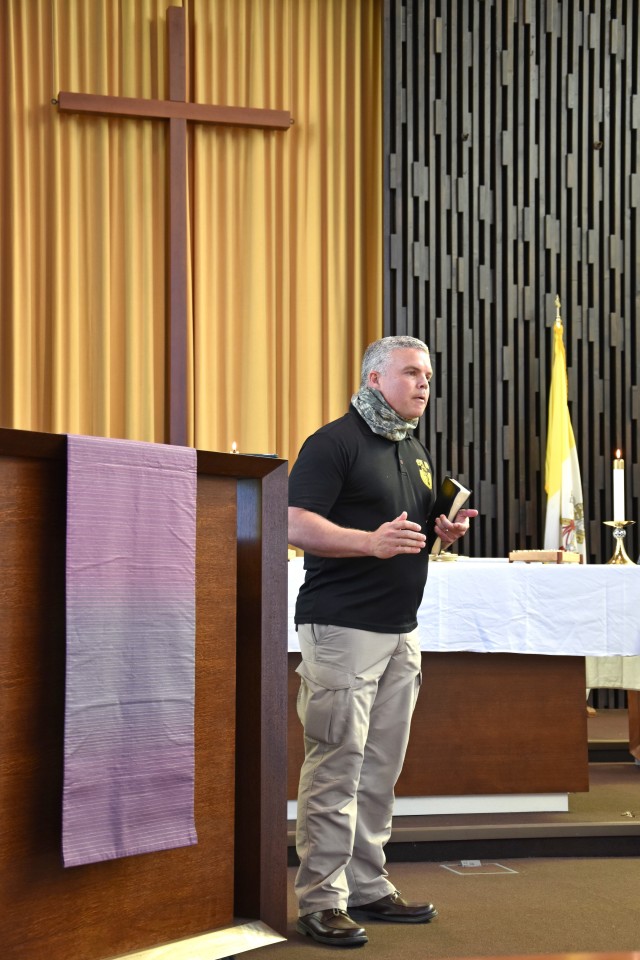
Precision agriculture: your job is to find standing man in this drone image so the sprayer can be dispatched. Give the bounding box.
[289,336,477,948]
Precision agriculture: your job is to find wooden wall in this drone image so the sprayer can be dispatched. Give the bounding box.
[383,0,640,563]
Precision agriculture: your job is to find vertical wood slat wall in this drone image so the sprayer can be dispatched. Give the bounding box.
[383,0,639,563]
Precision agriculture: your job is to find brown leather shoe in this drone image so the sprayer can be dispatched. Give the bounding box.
[351,890,438,923]
[296,908,368,946]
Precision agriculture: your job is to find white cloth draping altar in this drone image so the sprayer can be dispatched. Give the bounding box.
[288,557,640,658]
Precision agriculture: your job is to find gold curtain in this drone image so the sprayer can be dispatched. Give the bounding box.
[0,0,381,462]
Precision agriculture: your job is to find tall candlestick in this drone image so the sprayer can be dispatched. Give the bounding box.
[613,449,625,521]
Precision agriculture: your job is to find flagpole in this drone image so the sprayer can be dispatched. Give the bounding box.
[543,294,587,558]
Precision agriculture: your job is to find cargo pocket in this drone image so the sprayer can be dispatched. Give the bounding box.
[412,670,423,713]
[296,660,354,745]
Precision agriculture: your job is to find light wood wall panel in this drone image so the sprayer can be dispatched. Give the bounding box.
[383,0,640,563]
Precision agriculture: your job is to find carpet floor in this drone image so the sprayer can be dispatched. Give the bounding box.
[243,856,640,959]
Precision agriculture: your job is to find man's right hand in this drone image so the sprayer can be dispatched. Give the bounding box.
[368,510,426,559]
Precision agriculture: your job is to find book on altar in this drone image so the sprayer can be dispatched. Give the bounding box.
[426,476,472,556]
[508,549,583,564]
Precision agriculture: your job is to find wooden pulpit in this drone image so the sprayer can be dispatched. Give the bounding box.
[0,427,288,959]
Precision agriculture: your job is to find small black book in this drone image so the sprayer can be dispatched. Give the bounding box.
[426,476,472,555]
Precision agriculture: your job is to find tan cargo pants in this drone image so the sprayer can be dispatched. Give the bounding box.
[294,623,422,916]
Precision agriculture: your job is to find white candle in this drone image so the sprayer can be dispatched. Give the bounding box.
[613,449,625,521]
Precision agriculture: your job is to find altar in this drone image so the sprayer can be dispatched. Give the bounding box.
[287,558,640,816]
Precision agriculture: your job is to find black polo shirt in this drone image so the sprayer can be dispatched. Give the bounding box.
[289,405,436,633]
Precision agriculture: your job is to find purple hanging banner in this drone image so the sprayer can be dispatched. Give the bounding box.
[63,435,198,867]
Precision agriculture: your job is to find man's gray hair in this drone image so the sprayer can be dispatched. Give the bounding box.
[360,336,430,390]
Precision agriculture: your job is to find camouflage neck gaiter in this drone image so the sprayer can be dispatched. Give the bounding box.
[351,386,419,442]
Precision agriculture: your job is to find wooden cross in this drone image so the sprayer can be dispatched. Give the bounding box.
[58,6,292,446]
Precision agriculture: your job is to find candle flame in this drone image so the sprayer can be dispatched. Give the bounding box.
[616,449,621,459]
[231,441,238,454]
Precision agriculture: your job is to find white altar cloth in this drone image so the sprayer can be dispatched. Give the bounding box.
[288,557,640,657]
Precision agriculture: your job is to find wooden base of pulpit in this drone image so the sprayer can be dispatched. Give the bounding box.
[288,650,589,800]
[0,428,288,960]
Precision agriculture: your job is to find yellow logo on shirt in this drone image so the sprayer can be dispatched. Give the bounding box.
[416,459,432,489]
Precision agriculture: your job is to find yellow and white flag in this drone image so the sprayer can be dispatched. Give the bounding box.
[543,306,587,558]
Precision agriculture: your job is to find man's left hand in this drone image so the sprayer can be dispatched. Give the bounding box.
[434,507,479,546]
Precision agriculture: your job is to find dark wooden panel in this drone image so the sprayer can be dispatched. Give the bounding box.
[234,465,289,934]
[383,0,640,564]
[403,652,589,796]
[287,651,589,799]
